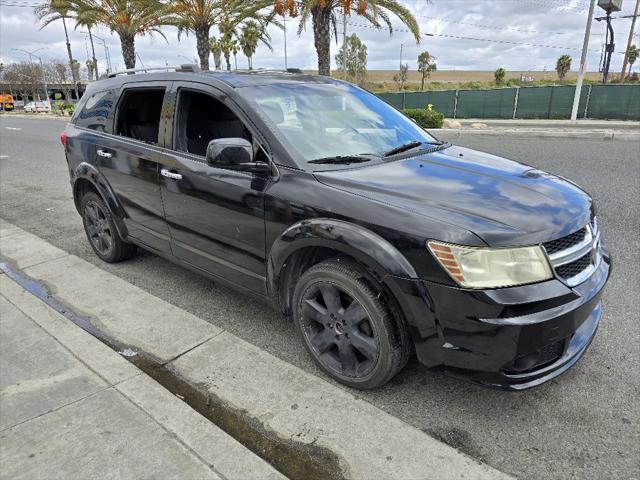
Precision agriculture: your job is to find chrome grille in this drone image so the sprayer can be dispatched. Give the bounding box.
[556,253,592,279]
[543,227,587,255]
[543,217,600,287]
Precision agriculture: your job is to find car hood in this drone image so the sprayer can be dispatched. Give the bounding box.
[313,145,592,246]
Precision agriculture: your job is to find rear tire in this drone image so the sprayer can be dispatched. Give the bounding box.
[292,258,410,389]
[81,191,136,263]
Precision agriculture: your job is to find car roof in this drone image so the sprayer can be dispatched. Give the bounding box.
[90,68,344,91]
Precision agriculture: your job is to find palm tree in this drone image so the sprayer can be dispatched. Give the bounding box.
[209,36,223,69]
[166,0,273,70]
[34,0,79,98]
[74,8,100,79]
[556,54,572,81]
[73,0,168,69]
[239,19,272,69]
[626,44,638,81]
[280,0,420,76]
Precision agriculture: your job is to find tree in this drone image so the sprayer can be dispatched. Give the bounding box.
[72,0,168,69]
[43,60,73,100]
[239,20,272,69]
[209,36,223,69]
[281,0,420,77]
[166,0,274,70]
[494,67,506,85]
[393,63,408,91]
[417,50,436,90]
[556,54,571,81]
[34,1,79,98]
[2,62,44,101]
[625,44,638,81]
[335,33,367,85]
[74,7,100,79]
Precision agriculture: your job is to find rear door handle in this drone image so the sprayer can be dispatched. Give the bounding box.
[161,168,183,180]
[97,149,112,158]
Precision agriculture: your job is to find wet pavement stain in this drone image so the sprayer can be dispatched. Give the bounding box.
[0,260,346,480]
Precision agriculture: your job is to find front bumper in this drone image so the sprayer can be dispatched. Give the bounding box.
[394,246,611,390]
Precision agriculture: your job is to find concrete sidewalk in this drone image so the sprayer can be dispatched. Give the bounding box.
[438,118,639,141]
[0,219,511,480]
[0,272,285,480]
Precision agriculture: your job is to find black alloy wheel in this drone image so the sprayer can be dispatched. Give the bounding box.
[84,199,113,257]
[293,259,410,389]
[300,282,380,378]
[81,191,136,263]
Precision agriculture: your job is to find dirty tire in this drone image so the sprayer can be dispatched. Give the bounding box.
[81,191,136,263]
[293,258,410,389]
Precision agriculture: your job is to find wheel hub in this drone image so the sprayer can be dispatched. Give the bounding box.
[300,282,379,378]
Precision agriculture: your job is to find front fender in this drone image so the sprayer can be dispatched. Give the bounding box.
[269,218,418,283]
[72,162,128,239]
[268,218,439,343]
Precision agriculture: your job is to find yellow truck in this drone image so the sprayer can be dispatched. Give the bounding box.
[0,94,15,111]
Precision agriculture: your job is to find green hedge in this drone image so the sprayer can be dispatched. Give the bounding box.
[402,108,444,129]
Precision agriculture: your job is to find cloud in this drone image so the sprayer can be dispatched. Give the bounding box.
[0,0,637,75]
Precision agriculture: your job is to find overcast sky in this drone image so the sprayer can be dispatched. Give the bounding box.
[1,0,638,75]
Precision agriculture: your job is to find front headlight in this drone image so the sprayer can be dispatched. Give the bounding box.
[427,241,553,289]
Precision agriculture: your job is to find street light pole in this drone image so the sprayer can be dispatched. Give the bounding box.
[12,48,48,102]
[620,0,640,81]
[571,0,597,121]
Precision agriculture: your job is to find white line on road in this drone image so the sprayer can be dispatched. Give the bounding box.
[5,127,22,131]
[0,155,8,159]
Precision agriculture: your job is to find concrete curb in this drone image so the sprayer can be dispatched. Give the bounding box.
[0,219,513,480]
[0,112,69,121]
[436,128,640,141]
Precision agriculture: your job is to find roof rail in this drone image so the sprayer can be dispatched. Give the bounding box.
[99,64,200,80]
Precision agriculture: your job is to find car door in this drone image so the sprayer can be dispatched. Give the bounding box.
[159,82,269,294]
[94,81,173,254]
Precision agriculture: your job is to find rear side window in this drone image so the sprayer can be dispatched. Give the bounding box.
[115,89,165,144]
[74,90,115,132]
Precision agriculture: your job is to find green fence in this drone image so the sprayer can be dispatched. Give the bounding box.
[377,84,640,121]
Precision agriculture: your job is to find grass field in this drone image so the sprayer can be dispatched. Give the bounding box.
[302,70,608,92]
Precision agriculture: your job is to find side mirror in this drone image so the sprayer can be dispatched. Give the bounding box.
[206,137,253,166]
[205,138,271,175]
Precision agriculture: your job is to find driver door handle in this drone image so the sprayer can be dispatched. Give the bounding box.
[161,168,183,180]
[97,150,112,158]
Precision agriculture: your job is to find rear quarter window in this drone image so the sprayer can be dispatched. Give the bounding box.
[74,90,116,132]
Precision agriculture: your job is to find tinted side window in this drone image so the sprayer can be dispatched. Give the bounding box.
[174,89,251,156]
[75,90,115,132]
[115,89,165,144]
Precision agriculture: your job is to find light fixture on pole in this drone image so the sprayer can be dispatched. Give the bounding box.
[596,0,624,83]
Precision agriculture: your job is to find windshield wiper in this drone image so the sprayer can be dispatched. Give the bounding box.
[308,155,373,165]
[383,140,449,158]
[382,141,423,157]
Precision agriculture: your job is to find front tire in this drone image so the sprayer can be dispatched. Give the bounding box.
[292,259,410,389]
[81,191,136,263]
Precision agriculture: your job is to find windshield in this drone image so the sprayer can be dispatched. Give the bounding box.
[238,82,438,166]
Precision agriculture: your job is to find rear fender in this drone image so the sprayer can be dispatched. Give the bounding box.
[72,162,128,240]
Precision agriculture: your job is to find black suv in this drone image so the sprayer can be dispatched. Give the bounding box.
[62,66,610,390]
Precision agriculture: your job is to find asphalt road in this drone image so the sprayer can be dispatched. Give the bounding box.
[1,115,638,480]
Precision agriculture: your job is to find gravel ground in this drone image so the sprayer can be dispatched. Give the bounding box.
[1,116,638,479]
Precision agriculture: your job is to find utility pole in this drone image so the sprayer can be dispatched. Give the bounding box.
[572,0,597,121]
[342,11,347,80]
[399,43,403,70]
[283,13,288,70]
[620,0,640,81]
